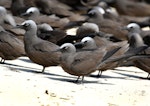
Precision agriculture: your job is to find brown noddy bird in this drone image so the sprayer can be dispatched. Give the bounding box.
[87,7,128,40]
[106,0,150,17]
[0,6,16,29]
[122,23,150,46]
[36,23,68,44]
[16,20,61,73]
[34,0,87,21]
[0,5,26,44]
[57,22,122,47]
[81,37,148,76]
[129,17,150,28]
[10,0,29,16]
[125,32,150,78]
[34,0,73,17]
[0,26,25,63]
[75,36,129,77]
[21,7,70,29]
[57,22,117,46]
[76,22,121,42]
[58,42,119,83]
[38,29,67,44]
[103,7,150,26]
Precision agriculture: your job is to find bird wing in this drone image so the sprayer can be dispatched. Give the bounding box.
[0,31,23,47]
[33,40,59,53]
[71,49,106,75]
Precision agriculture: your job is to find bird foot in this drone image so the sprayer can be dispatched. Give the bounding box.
[97,74,101,78]
[74,76,84,84]
[0,59,5,64]
[97,70,102,78]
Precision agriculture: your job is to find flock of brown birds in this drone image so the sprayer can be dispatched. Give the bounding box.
[0,0,150,83]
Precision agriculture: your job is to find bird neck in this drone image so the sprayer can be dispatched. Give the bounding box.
[24,29,39,44]
[26,29,37,36]
[85,43,97,49]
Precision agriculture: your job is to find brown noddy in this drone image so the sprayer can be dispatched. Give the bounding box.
[122,23,150,46]
[87,7,128,40]
[16,20,61,73]
[106,0,150,17]
[0,26,25,63]
[58,42,119,83]
[75,36,129,77]
[21,7,70,29]
[125,32,150,78]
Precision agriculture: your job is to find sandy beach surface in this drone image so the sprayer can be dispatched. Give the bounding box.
[0,56,150,106]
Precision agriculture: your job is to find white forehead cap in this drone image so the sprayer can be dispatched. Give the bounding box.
[22,20,37,27]
[94,6,105,14]
[26,7,39,13]
[81,37,94,42]
[0,6,7,13]
[127,23,140,29]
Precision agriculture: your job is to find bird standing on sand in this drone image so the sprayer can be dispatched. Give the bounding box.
[125,32,150,78]
[58,39,121,83]
[122,23,150,46]
[58,43,105,83]
[75,37,129,77]
[0,6,16,29]
[0,26,25,63]
[17,20,61,73]
[87,7,128,40]
[21,7,70,29]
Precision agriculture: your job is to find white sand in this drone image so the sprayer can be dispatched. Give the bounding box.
[0,57,150,106]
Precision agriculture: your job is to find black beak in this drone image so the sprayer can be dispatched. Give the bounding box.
[14,24,24,29]
[74,42,85,49]
[51,48,61,52]
[121,26,128,31]
[11,24,23,29]
[21,12,31,16]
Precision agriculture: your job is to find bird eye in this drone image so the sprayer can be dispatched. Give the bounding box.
[23,23,29,27]
[63,46,68,50]
[130,26,133,29]
[29,11,33,14]
[88,11,96,17]
[84,40,88,43]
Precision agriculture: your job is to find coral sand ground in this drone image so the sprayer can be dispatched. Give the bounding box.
[0,56,150,106]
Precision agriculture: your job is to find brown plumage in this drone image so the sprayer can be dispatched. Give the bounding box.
[59,42,115,83]
[134,57,150,78]
[109,0,150,17]
[34,0,73,17]
[0,6,25,41]
[38,30,67,44]
[17,20,61,73]
[21,7,70,29]
[76,22,120,42]
[0,6,16,29]
[87,7,128,40]
[122,23,150,46]
[126,32,150,78]
[103,8,150,26]
[11,0,29,16]
[76,36,129,77]
[0,26,25,63]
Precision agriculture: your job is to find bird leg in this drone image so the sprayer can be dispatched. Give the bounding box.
[75,76,84,84]
[41,66,45,73]
[97,70,102,77]
[0,58,5,64]
[81,76,84,84]
[75,76,80,83]
[147,73,150,79]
